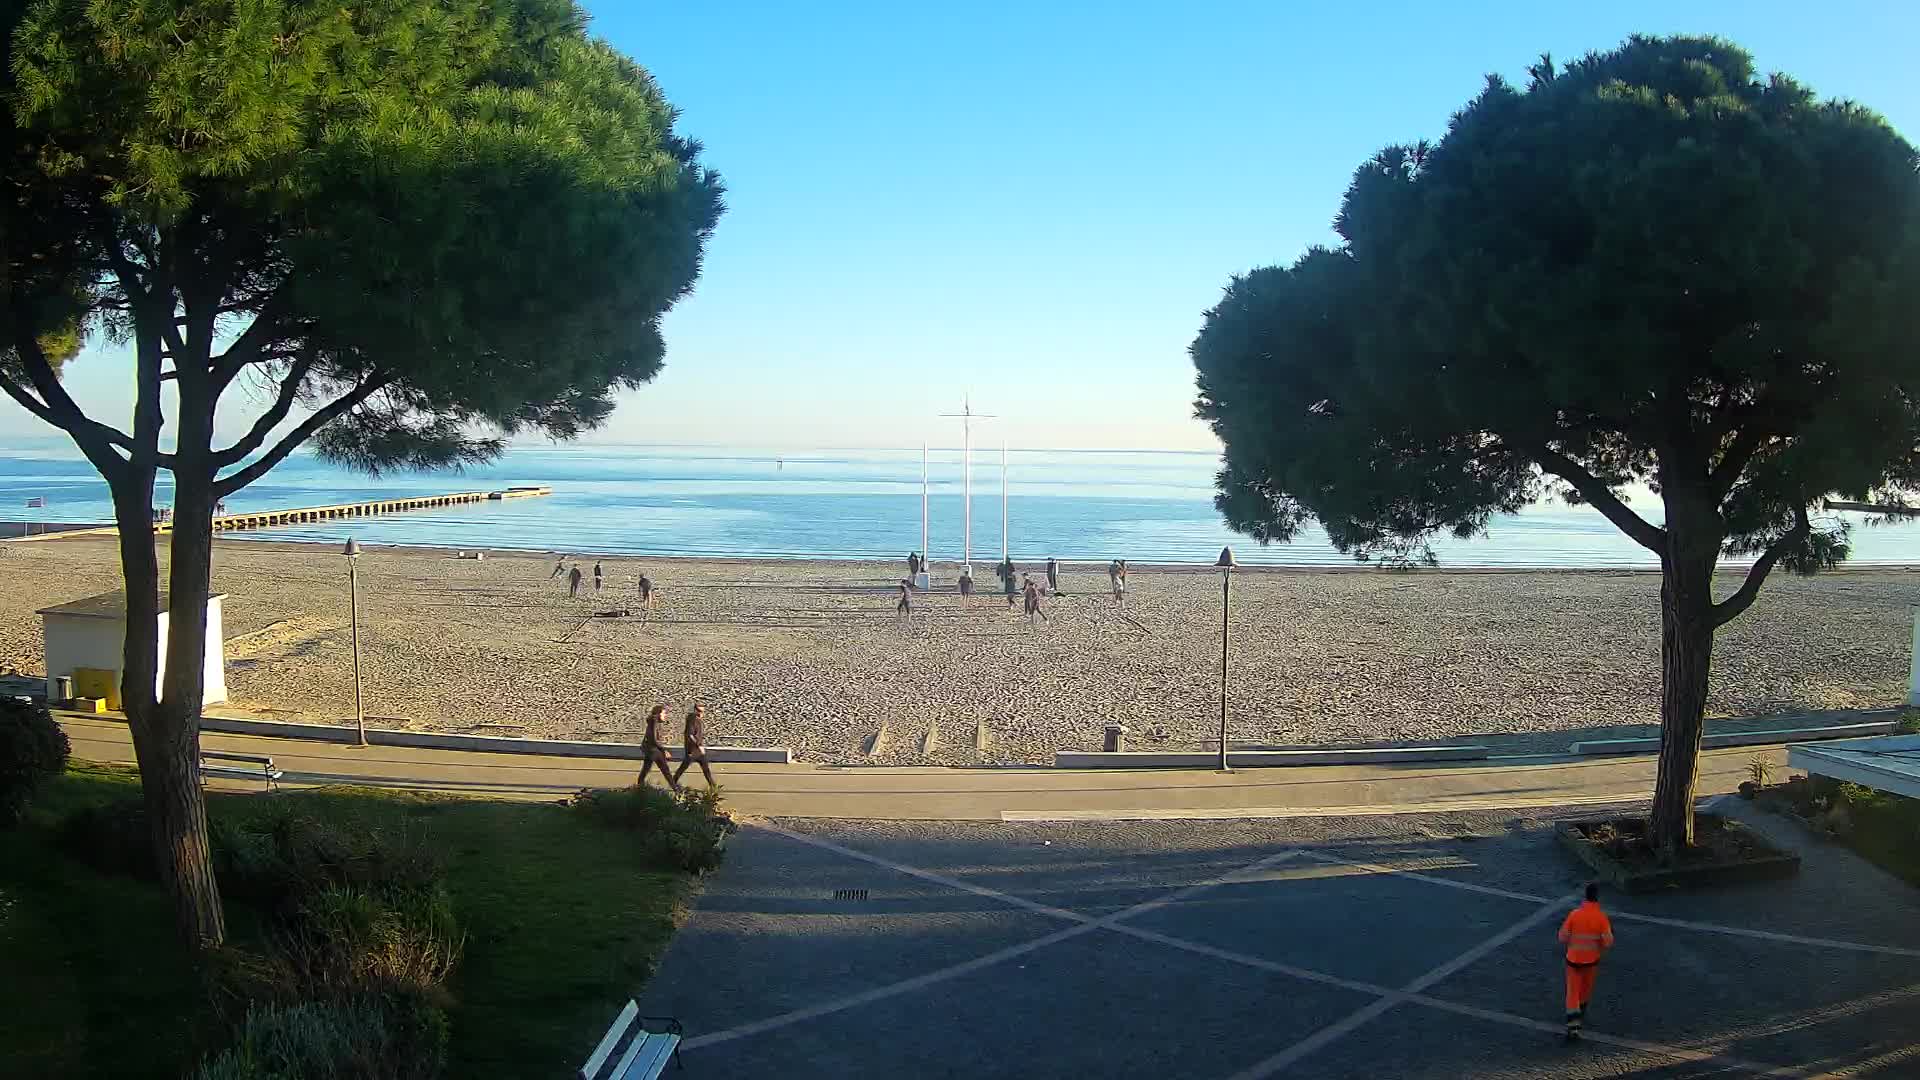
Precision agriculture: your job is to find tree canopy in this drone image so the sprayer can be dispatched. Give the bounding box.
[2,0,723,483]
[1192,34,1920,850]
[1194,35,1919,588]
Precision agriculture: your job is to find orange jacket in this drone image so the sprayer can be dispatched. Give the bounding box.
[1559,900,1614,964]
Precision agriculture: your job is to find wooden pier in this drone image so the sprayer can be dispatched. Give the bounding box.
[1822,499,1920,517]
[156,487,553,534]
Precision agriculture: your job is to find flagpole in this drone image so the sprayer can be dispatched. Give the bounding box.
[921,443,930,575]
[1000,441,1008,562]
[963,408,972,570]
[939,399,994,576]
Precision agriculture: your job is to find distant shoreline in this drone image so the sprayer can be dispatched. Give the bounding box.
[13,529,1920,577]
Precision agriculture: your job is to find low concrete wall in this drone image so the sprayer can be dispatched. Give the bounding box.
[1052,746,1488,769]
[84,711,793,764]
[1570,720,1897,756]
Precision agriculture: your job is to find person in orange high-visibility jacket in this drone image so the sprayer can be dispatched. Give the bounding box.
[1558,882,1614,1040]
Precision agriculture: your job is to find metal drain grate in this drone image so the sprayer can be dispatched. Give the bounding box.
[832,888,869,902]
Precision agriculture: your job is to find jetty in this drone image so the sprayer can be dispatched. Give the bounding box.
[167,486,554,534]
[1822,499,1920,517]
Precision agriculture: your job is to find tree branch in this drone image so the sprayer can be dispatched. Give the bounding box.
[210,292,291,392]
[210,351,316,467]
[213,374,392,497]
[2,327,135,479]
[1709,427,1768,500]
[1525,443,1667,552]
[1711,505,1811,628]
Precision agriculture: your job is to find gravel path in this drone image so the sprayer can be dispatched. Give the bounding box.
[0,536,1913,764]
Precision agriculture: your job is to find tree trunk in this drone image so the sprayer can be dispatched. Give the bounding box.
[126,695,225,945]
[1649,543,1718,855]
[111,477,227,946]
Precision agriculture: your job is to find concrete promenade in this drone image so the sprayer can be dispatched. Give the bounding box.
[60,714,1784,820]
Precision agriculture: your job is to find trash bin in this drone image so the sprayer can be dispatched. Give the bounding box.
[54,675,73,705]
[1103,723,1127,753]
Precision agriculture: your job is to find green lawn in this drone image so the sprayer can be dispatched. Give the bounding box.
[0,763,695,1078]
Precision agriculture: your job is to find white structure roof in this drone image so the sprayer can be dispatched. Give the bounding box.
[1789,734,1920,799]
[36,591,227,620]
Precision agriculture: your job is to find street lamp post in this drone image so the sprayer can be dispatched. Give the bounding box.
[344,538,366,747]
[1216,545,1236,772]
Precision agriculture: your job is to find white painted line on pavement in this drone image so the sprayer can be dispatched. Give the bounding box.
[692,826,1853,1076]
[1405,994,1816,1078]
[1606,909,1920,959]
[1298,849,1554,904]
[1104,918,1807,1078]
[1000,793,1645,822]
[1220,896,1575,1080]
[755,821,1084,921]
[1302,849,1920,959]
[681,835,1306,1052]
[680,917,1094,1052]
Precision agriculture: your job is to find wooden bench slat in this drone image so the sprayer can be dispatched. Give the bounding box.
[202,765,274,780]
[608,1024,654,1079]
[581,1000,639,1080]
[617,1033,678,1079]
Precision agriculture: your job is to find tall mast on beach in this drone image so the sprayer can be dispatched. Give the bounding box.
[920,444,930,569]
[940,397,994,572]
[1001,441,1009,562]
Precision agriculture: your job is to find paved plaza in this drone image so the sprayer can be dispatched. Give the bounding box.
[640,805,1920,1078]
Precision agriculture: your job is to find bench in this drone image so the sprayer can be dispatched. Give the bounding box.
[580,1001,683,1079]
[200,750,284,792]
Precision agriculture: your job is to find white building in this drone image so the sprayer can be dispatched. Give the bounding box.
[37,591,228,708]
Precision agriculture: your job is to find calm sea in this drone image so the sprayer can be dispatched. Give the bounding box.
[2,442,1918,568]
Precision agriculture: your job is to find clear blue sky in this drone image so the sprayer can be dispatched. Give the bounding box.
[9,0,1918,452]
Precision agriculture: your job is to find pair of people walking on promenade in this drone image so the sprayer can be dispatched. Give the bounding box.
[637,703,716,790]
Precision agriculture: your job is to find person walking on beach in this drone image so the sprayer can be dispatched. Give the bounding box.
[593,560,604,592]
[637,573,654,620]
[1003,562,1018,608]
[958,566,973,598]
[550,559,566,580]
[1108,559,1122,600]
[637,704,681,791]
[896,579,913,624]
[568,564,583,598]
[1046,556,1059,595]
[672,703,716,788]
[1558,882,1614,1041]
[907,551,921,579]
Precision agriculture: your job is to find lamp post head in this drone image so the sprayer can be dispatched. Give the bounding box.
[343,538,361,558]
[1216,545,1236,569]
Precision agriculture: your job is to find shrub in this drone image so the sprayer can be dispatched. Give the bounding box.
[193,994,448,1080]
[57,797,155,878]
[0,696,69,825]
[573,784,736,874]
[274,884,465,998]
[214,811,443,913]
[571,783,680,831]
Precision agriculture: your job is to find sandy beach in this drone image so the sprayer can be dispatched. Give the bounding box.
[0,535,1913,764]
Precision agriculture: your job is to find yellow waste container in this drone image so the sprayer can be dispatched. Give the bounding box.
[71,667,121,711]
